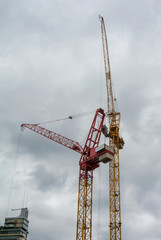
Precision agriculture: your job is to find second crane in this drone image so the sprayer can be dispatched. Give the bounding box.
[99,15,124,240]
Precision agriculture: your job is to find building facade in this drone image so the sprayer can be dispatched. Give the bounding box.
[0,208,29,240]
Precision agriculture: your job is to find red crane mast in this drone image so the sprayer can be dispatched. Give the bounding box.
[21,108,114,240]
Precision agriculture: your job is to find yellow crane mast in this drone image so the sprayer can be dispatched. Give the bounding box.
[99,15,124,240]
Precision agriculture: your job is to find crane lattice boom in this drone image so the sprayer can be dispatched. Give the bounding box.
[99,15,114,115]
[99,15,124,240]
[21,123,83,154]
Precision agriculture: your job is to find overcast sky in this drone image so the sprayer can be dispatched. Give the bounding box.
[0,0,161,240]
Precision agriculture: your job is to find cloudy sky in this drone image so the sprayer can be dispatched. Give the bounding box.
[0,0,161,239]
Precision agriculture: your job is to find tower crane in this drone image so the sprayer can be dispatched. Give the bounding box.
[99,15,124,240]
[21,108,114,240]
[21,16,124,240]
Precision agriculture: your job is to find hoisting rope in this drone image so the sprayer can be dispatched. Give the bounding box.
[5,131,22,216]
[35,109,96,125]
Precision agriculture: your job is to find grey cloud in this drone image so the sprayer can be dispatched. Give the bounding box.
[29,164,68,191]
[1,0,161,240]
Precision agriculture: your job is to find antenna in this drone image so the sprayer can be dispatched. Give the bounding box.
[22,190,26,208]
[25,192,29,207]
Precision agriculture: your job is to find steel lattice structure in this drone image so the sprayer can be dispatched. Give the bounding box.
[76,108,105,240]
[99,15,124,240]
[21,108,114,240]
[21,16,124,240]
[109,113,122,240]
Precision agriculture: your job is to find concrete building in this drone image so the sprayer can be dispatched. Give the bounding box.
[0,208,29,240]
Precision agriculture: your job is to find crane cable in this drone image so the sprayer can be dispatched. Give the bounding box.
[5,131,22,216]
[35,109,97,125]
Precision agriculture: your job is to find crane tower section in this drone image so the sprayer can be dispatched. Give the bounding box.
[99,15,124,240]
[21,108,114,240]
[77,108,105,240]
